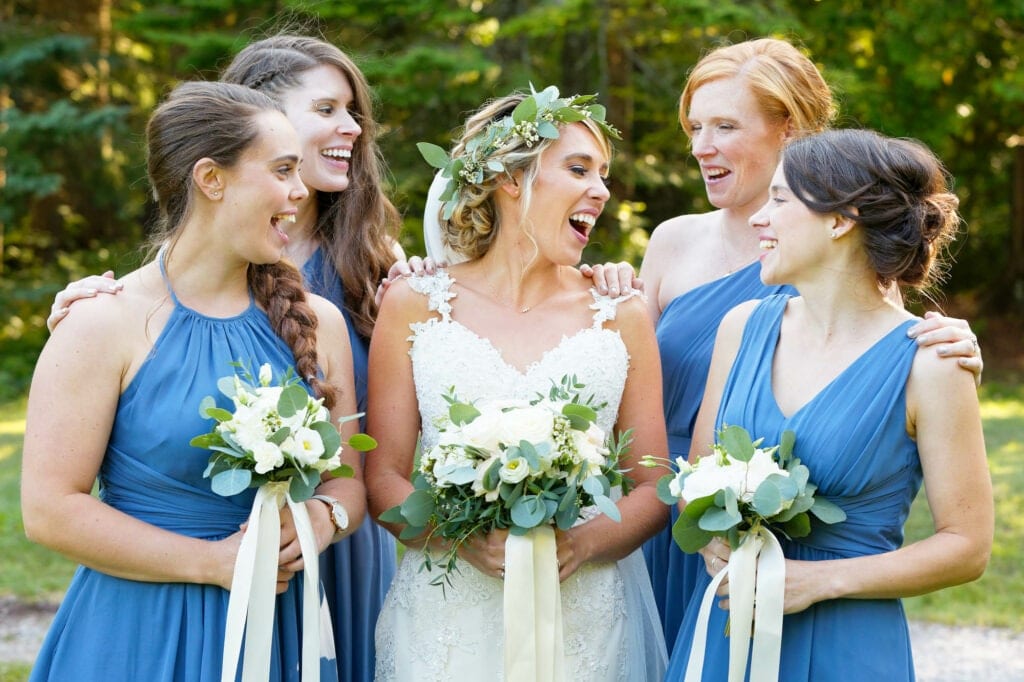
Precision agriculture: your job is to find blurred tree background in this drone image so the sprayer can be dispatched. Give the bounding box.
[2,0,1022,400]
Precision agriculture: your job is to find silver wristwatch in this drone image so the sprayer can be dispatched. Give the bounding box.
[311,494,349,535]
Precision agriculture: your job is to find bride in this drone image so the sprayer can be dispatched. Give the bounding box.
[365,87,669,680]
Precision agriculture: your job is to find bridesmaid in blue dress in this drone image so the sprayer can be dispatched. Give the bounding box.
[602,38,984,653]
[22,81,366,680]
[46,36,405,682]
[222,38,403,681]
[667,128,993,680]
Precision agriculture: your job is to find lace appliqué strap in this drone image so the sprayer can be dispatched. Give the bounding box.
[589,288,644,329]
[407,272,457,343]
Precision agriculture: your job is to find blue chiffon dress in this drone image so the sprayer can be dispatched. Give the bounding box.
[303,249,396,682]
[666,294,921,681]
[30,260,337,682]
[643,262,790,652]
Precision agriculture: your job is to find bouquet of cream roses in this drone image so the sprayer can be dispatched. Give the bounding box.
[646,425,845,553]
[380,374,632,587]
[190,361,376,502]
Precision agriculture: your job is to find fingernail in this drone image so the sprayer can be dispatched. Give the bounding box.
[937,347,949,356]
[86,288,98,295]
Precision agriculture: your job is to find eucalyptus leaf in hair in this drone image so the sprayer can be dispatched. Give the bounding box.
[417,84,621,220]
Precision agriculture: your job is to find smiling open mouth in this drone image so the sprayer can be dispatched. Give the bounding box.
[569,212,595,237]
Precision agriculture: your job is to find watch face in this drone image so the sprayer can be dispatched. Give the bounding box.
[331,503,349,531]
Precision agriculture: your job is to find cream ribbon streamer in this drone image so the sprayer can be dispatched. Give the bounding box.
[221,481,328,682]
[503,526,566,682]
[684,528,785,682]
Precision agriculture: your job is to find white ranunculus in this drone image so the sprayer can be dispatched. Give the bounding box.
[500,405,555,446]
[252,440,284,474]
[282,426,325,466]
[499,457,531,484]
[313,451,342,473]
[258,363,273,387]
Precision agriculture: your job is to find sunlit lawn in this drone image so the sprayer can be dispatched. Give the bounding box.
[2,379,1022,632]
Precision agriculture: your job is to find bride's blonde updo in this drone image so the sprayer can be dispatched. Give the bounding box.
[425,88,617,260]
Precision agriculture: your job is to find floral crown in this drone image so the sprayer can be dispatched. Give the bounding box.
[417,84,621,221]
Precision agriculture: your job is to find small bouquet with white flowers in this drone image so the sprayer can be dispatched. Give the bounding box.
[189,360,376,682]
[644,425,845,682]
[380,374,632,588]
[190,361,376,502]
[645,425,845,553]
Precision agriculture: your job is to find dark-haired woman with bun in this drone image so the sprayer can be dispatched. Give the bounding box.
[667,128,993,681]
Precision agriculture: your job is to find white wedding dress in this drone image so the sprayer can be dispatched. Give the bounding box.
[374,271,667,681]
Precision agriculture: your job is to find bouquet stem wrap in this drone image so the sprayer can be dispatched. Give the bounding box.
[221,481,328,682]
[503,526,566,682]
[685,527,785,682]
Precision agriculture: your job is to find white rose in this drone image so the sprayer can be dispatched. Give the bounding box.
[681,456,741,501]
[739,448,787,502]
[258,363,273,387]
[499,456,531,484]
[252,441,284,474]
[282,426,325,466]
[500,406,554,446]
[460,409,505,452]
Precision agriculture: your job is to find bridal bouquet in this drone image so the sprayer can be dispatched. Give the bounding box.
[645,425,844,682]
[190,361,376,502]
[190,361,376,682]
[645,425,845,552]
[380,374,632,587]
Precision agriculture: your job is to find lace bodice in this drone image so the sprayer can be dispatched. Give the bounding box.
[374,270,667,681]
[407,270,632,451]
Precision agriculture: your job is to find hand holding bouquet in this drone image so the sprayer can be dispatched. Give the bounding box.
[644,425,845,682]
[380,374,632,588]
[189,361,377,682]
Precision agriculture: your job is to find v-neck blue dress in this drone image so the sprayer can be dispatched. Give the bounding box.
[666,294,921,681]
[30,259,337,681]
[302,249,396,682]
[643,263,791,653]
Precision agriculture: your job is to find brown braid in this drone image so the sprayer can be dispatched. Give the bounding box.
[248,261,338,410]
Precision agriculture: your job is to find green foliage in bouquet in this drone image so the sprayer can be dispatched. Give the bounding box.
[658,425,846,553]
[379,375,633,588]
[190,361,377,502]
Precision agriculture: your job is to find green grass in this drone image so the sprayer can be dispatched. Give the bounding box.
[2,379,1023,632]
[0,663,32,682]
[902,378,1024,630]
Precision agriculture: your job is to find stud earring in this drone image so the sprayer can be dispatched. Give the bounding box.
[211,191,221,199]
[830,231,839,240]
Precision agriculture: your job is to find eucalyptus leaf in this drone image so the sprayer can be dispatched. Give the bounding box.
[699,506,742,532]
[656,475,678,505]
[511,96,538,124]
[278,384,309,419]
[289,475,317,502]
[594,494,621,522]
[781,512,812,538]
[401,489,436,527]
[562,402,597,424]
[217,375,238,398]
[511,495,546,528]
[210,468,251,497]
[537,120,560,138]
[417,142,451,170]
[449,402,481,426]
[720,425,755,461]
[809,497,847,524]
[312,422,341,457]
[378,505,406,524]
[672,513,714,554]
[330,463,355,479]
[752,479,785,517]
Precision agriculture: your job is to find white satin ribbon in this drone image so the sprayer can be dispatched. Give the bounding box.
[503,526,566,682]
[221,482,329,682]
[684,528,785,682]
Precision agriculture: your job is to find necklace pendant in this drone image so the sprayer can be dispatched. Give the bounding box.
[520,306,530,314]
